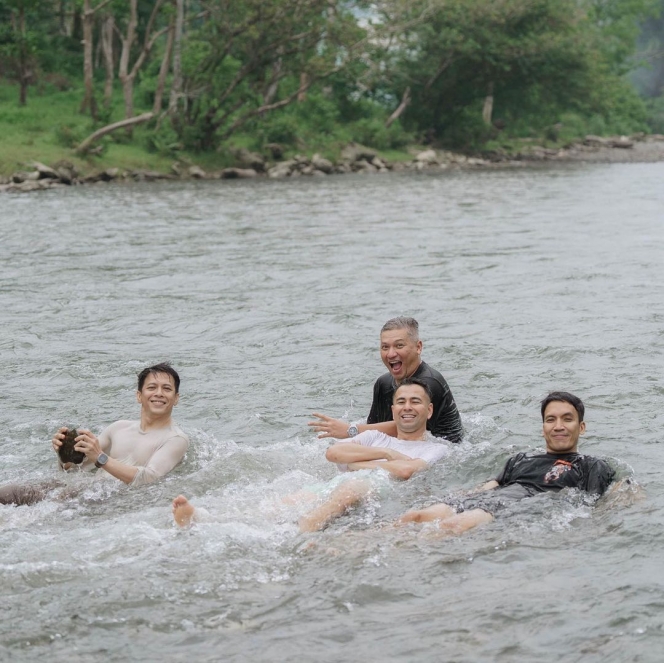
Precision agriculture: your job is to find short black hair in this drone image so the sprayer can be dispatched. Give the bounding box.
[394,377,432,403]
[137,363,180,393]
[540,391,584,422]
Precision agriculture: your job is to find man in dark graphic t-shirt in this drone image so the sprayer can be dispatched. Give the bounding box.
[398,391,616,534]
[309,317,463,443]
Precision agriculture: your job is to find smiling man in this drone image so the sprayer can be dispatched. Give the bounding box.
[309,317,463,443]
[53,362,189,486]
[397,391,615,535]
[0,363,189,506]
[297,378,451,532]
[171,379,450,530]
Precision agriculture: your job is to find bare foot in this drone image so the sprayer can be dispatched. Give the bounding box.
[172,494,196,527]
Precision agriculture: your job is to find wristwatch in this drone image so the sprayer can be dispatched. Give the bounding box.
[347,425,359,438]
[95,452,109,468]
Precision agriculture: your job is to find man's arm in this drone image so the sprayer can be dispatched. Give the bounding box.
[74,428,139,484]
[131,435,188,486]
[325,442,411,464]
[309,414,397,439]
[347,458,429,480]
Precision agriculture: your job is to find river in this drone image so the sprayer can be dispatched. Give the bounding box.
[1,163,663,662]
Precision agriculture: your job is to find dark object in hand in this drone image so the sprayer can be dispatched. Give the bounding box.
[58,428,85,465]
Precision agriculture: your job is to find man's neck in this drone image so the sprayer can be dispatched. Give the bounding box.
[140,412,173,431]
[396,429,428,442]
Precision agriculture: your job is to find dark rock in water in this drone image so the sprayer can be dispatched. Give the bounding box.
[58,428,85,465]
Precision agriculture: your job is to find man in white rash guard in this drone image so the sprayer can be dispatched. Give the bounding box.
[172,378,449,531]
[0,363,189,506]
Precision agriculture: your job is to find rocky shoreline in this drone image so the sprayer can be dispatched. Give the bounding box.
[2,134,664,193]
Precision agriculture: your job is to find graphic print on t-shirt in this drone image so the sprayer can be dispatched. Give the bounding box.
[544,459,573,484]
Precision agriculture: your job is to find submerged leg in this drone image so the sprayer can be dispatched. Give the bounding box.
[172,494,197,527]
[430,509,494,536]
[398,503,456,524]
[0,481,62,506]
[299,479,372,533]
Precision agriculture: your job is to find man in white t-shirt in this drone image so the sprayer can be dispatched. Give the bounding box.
[0,363,189,506]
[172,378,449,531]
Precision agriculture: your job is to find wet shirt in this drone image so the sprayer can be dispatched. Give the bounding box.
[366,361,463,443]
[77,420,189,487]
[495,451,615,497]
[334,430,451,472]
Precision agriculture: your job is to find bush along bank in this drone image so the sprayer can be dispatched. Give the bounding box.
[3,135,664,194]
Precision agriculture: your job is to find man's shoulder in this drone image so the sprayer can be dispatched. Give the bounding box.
[373,372,394,390]
[105,419,139,434]
[414,361,447,383]
[355,430,397,447]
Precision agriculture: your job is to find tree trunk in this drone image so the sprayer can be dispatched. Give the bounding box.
[385,86,411,128]
[168,0,184,116]
[16,6,29,106]
[297,72,308,102]
[482,81,494,126]
[79,0,97,118]
[76,112,154,153]
[101,14,115,107]
[117,0,138,124]
[154,19,174,114]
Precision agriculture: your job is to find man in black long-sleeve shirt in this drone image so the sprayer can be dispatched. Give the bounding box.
[309,317,463,443]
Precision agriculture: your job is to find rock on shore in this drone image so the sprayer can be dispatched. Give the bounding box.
[3,135,664,193]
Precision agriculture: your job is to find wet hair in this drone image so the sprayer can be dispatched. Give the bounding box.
[393,377,432,403]
[137,362,180,393]
[540,391,584,422]
[381,316,420,343]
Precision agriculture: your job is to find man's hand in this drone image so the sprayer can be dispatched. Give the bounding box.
[52,427,67,454]
[308,413,352,439]
[52,427,73,470]
[73,429,103,463]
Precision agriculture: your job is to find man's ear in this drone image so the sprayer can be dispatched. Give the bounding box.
[579,421,586,436]
[416,340,423,355]
[427,402,433,420]
[136,390,142,404]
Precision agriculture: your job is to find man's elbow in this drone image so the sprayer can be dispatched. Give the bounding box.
[326,447,345,463]
[393,464,423,480]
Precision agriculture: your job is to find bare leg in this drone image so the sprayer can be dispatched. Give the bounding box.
[281,490,319,506]
[299,479,372,533]
[429,509,494,536]
[0,480,63,506]
[172,495,196,527]
[398,503,456,524]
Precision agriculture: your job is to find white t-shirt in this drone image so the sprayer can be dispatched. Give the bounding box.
[335,430,450,472]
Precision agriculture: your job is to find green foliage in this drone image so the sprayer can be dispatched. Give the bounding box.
[348,117,413,150]
[54,123,84,148]
[646,96,664,132]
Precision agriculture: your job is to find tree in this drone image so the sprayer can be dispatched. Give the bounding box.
[172,0,370,149]
[0,0,50,105]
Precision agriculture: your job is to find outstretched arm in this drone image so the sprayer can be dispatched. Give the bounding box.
[309,414,397,439]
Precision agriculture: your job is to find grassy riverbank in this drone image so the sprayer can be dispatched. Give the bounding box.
[0,82,419,178]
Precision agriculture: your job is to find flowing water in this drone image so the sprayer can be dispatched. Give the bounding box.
[1,164,663,662]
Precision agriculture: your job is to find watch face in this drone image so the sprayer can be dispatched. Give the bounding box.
[96,453,108,466]
[347,426,359,438]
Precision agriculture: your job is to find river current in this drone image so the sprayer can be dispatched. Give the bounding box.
[1,164,663,662]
